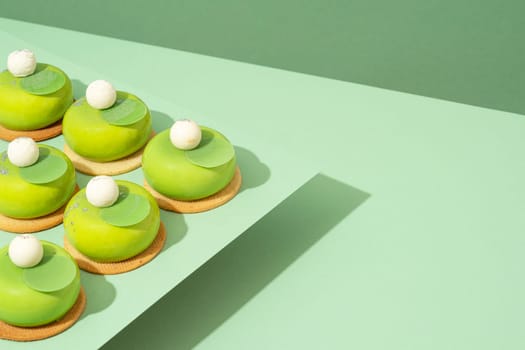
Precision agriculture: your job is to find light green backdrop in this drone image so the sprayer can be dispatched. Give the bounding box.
[0,2,524,349]
[1,0,524,114]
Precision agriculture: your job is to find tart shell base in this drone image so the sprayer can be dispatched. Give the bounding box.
[63,132,154,176]
[0,119,63,142]
[144,166,242,213]
[0,287,86,342]
[0,185,80,234]
[64,222,167,275]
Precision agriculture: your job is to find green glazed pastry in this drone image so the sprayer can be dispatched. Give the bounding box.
[0,56,73,131]
[142,121,236,201]
[63,179,160,262]
[0,141,76,219]
[0,238,81,327]
[62,90,152,162]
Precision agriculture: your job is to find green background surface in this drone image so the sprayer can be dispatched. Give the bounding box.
[0,1,524,349]
[1,0,524,115]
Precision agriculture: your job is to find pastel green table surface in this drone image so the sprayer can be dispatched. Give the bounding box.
[1,18,525,350]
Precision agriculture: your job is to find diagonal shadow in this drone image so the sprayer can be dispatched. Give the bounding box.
[150,110,173,133]
[80,272,116,320]
[71,79,87,100]
[234,146,270,193]
[101,173,370,350]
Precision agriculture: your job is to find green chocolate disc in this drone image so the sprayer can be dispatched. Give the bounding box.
[101,97,147,126]
[100,188,151,227]
[185,128,235,168]
[22,246,77,292]
[18,147,68,184]
[19,64,66,96]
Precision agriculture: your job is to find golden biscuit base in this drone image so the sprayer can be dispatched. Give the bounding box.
[63,132,155,176]
[0,185,79,234]
[0,287,86,342]
[63,222,166,275]
[0,119,63,142]
[144,167,242,213]
[63,143,143,176]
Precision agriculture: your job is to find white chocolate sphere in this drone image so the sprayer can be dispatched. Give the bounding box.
[86,80,117,110]
[7,49,37,77]
[170,119,202,150]
[86,175,119,207]
[8,234,44,268]
[7,137,39,167]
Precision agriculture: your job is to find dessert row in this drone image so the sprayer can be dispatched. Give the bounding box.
[0,173,162,338]
[0,50,242,341]
[0,166,167,340]
[0,49,241,211]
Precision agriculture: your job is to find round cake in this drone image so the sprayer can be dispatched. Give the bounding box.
[62,83,152,163]
[63,178,160,263]
[0,139,76,219]
[142,120,237,201]
[0,50,73,132]
[0,237,81,327]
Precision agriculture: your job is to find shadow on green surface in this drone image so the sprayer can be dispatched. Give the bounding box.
[74,172,91,188]
[151,110,173,133]
[160,210,187,251]
[101,173,370,350]
[234,146,270,193]
[71,79,87,100]
[80,272,116,319]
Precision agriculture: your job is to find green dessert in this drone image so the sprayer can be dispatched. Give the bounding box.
[63,177,160,262]
[0,138,76,219]
[0,236,81,327]
[62,80,152,162]
[0,50,73,131]
[142,120,237,201]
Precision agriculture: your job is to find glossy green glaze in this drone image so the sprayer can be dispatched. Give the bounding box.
[0,63,73,130]
[63,180,160,262]
[62,92,151,162]
[142,128,236,201]
[0,242,81,327]
[0,145,76,219]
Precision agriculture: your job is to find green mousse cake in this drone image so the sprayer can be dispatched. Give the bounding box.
[0,144,76,219]
[62,91,152,162]
[0,63,73,131]
[142,124,236,201]
[0,241,81,327]
[63,180,160,262]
